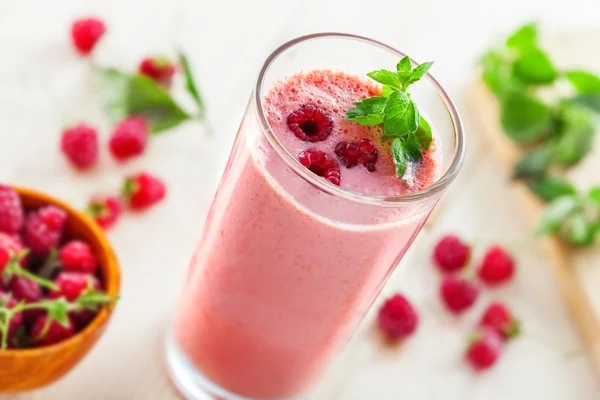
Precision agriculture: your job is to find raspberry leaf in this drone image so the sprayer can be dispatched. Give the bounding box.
[99,68,190,133]
[46,298,70,328]
[178,52,206,119]
[570,93,600,113]
[589,187,600,204]
[506,22,538,51]
[566,213,596,246]
[513,145,553,180]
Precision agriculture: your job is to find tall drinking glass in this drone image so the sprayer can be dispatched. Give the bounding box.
[166,33,465,400]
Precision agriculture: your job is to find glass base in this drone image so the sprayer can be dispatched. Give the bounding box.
[165,332,255,400]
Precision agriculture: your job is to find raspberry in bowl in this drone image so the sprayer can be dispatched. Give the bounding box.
[0,185,120,393]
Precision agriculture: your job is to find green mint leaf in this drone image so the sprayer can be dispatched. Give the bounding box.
[396,61,433,90]
[391,138,407,178]
[397,56,412,72]
[481,51,524,99]
[513,146,552,179]
[403,138,423,162]
[381,85,397,98]
[570,93,600,113]
[416,115,432,151]
[367,70,400,89]
[564,70,600,94]
[407,61,433,85]
[528,176,576,202]
[500,92,553,143]
[589,187,600,204]
[566,213,596,246]
[46,298,69,328]
[383,91,419,138]
[506,23,538,51]
[551,104,595,165]
[345,96,387,126]
[179,52,205,119]
[99,68,191,133]
[537,195,580,235]
[513,47,558,84]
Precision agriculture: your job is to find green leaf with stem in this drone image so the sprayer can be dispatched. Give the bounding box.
[178,52,206,119]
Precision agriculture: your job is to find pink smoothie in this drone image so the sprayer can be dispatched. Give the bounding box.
[175,70,439,399]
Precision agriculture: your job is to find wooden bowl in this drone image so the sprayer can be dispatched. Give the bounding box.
[0,187,121,393]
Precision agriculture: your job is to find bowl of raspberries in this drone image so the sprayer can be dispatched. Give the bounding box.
[0,185,120,392]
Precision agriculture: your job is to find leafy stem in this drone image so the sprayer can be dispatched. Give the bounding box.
[3,252,58,291]
[345,56,434,178]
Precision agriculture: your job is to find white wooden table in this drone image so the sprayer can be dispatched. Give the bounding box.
[1,0,600,399]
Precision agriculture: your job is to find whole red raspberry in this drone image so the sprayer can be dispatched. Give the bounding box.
[0,232,24,274]
[478,246,515,286]
[49,272,101,301]
[433,235,470,274]
[0,185,24,234]
[479,302,520,340]
[23,205,68,256]
[122,172,166,210]
[138,57,177,86]
[87,195,123,230]
[0,292,23,342]
[287,105,334,142]
[59,240,98,274]
[109,117,149,162]
[466,328,503,371]
[377,293,419,339]
[9,276,42,303]
[31,314,75,346]
[71,17,106,55]
[440,276,479,314]
[335,139,379,171]
[60,124,99,169]
[297,149,341,186]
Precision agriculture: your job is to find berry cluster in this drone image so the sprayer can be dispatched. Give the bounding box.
[376,234,520,371]
[0,186,116,349]
[287,105,380,186]
[62,17,169,230]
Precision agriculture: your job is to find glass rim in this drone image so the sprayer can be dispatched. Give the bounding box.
[254,32,465,206]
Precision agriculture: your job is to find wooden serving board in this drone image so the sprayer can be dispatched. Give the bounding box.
[468,28,600,380]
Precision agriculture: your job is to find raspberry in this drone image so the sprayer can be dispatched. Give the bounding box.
[60,124,99,169]
[479,302,520,340]
[297,149,341,186]
[465,328,503,371]
[335,139,378,171]
[59,240,98,274]
[0,185,24,234]
[9,276,42,303]
[287,105,334,142]
[377,293,419,339]
[440,276,479,314]
[433,235,470,274]
[0,232,24,274]
[71,17,106,55]
[23,205,68,256]
[138,57,176,86]
[49,272,101,301]
[0,292,23,341]
[31,314,75,346]
[478,246,515,286]
[109,117,149,162]
[122,172,167,210]
[87,195,123,230]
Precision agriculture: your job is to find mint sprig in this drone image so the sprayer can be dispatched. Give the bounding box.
[345,56,434,178]
[481,22,600,246]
